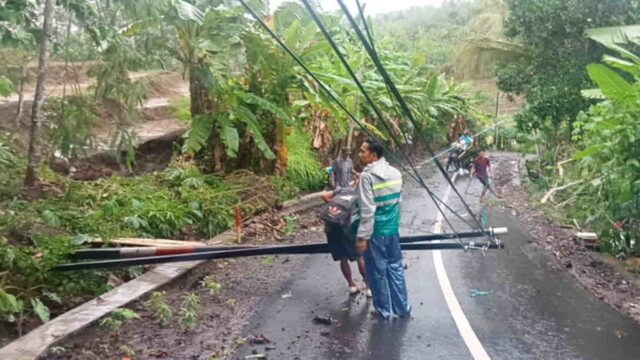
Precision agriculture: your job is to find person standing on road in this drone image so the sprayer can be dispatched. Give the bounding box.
[320,184,371,297]
[325,163,333,189]
[470,149,501,202]
[355,138,411,319]
[331,148,357,189]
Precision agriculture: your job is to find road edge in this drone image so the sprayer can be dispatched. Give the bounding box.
[0,191,325,360]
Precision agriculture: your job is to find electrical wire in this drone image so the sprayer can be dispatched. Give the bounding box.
[336,0,486,234]
[299,0,467,239]
[237,0,488,238]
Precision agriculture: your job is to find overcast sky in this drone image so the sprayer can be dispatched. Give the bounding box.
[269,0,445,15]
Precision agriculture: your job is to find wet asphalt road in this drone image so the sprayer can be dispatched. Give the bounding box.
[235,161,640,360]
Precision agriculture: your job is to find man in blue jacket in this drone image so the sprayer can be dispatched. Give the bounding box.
[355,138,411,319]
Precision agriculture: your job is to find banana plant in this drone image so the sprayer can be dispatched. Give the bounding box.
[115,0,281,171]
[569,25,640,255]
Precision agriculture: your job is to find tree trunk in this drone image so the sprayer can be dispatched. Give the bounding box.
[189,66,209,118]
[346,121,355,149]
[14,67,25,125]
[188,63,222,173]
[493,90,500,150]
[24,0,54,187]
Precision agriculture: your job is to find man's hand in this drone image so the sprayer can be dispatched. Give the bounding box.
[328,206,340,215]
[356,238,368,253]
[321,191,334,203]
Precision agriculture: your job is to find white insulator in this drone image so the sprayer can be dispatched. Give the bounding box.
[491,227,508,235]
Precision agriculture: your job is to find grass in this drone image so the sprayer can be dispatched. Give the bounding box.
[284,129,324,192]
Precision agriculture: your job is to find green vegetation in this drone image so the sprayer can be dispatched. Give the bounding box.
[200,275,223,296]
[284,129,324,192]
[564,26,640,255]
[99,308,140,331]
[377,0,640,256]
[492,0,640,256]
[145,291,174,326]
[0,160,278,332]
[496,0,640,160]
[179,292,200,329]
[1,0,637,342]
[375,1,474,66]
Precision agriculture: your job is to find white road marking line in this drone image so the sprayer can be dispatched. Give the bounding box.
[432,174,491,360]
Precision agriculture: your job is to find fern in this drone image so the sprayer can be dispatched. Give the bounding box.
[0,143,17,170]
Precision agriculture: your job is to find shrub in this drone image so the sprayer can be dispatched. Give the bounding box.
[284,129,324,192]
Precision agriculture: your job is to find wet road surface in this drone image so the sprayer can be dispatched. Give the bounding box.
[235,162,640,360]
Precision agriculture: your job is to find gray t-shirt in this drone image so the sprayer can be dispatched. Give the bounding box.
[332,157,353,188]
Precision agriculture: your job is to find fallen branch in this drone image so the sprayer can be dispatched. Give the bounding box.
[541,180,584,204]
[575,232,598,241]
[554,196,576,209]
[260,221,286,234]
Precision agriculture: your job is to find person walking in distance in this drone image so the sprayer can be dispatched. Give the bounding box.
[355,138,411,319]
[470,149,501,202]
[331,148,357,189]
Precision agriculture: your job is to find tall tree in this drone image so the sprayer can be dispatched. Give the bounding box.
[496,0,640,133]
[24,0,55,187]
[0,0,38,125]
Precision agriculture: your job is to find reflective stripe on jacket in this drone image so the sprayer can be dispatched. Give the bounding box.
[356,158,402,239]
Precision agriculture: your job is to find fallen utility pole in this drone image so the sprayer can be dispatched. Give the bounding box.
[55,228,507,271]
[73,228,508,260]
[73,245,258,260]
[55,242,504,271]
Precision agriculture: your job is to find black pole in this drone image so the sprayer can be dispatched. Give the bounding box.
[73,245,260,260]
[71,229,503,260]
[54,241,504,271]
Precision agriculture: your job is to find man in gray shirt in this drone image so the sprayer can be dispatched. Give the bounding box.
[331,148,357,189]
